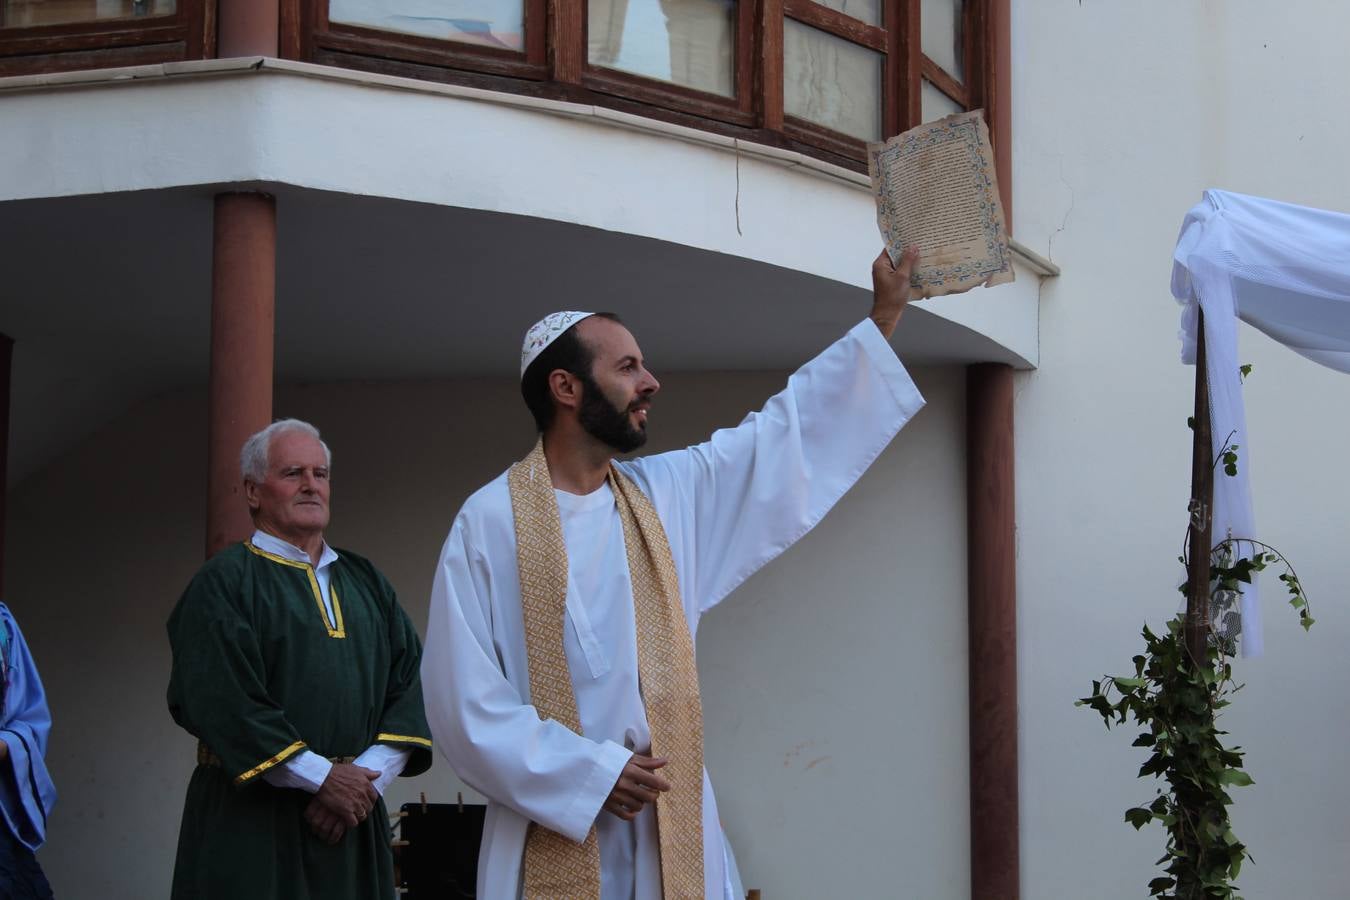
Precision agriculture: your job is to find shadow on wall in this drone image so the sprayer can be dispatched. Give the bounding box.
[8,361,965,900]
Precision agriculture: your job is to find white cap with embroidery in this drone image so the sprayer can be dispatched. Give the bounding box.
[520,311,595,377]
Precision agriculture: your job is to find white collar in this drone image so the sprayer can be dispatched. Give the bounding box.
[250,529,338,571]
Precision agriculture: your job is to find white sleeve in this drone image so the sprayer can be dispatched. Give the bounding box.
[353,744,412,796]
[421,517,632,843]
[629,318,925,618]
[261,750,332,793]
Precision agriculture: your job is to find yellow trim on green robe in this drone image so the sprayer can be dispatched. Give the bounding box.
[245,543,347,638]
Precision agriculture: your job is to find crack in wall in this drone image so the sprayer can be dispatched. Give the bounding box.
[1047,154,1076,265]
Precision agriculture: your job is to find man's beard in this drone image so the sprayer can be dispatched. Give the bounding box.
[576,370,648,453]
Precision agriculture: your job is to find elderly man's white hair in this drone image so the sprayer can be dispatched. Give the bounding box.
[240,418,332,483]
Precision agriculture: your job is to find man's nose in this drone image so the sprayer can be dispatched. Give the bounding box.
[641,368,660,395]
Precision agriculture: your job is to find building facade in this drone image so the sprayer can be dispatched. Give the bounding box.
[2,0,1348,897]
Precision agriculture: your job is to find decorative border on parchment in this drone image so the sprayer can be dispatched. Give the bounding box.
[869,112,1011,292]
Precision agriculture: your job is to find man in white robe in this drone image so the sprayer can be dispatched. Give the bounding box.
[422,249,925,899]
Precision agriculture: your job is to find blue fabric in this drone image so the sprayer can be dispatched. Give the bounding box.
[0,603,57,852]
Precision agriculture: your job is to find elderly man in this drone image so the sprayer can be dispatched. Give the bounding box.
[422,249,924,899]
[167,418,432,900]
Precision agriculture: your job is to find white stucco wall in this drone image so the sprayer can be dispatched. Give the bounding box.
[6,361,967,899]
[1012,1,1350,897]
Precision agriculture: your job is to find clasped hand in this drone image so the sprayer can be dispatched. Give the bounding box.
[304,762,380,844]
[603,754,671,822]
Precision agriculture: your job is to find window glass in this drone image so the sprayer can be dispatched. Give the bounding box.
[328,0,524,51]
[812,0,879,27]
[588,0,736,97]
[921,77,963,123]
[784,18,882,141]
[1,0,173,28]
[920,0,962,80]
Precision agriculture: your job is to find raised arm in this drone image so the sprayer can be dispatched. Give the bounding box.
[870,246,919,339]
[627,248,925,619]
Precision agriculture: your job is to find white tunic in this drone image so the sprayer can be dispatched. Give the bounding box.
[421,319,925,899]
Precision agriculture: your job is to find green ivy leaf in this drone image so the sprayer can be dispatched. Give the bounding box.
[1125,807,1153,830]
[1139,754,1169,778]
[1079,592,1305,896]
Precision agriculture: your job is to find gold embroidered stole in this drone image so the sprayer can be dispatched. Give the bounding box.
[509,439,705,899]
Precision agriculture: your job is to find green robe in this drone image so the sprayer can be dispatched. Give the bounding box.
[166,542,432,900]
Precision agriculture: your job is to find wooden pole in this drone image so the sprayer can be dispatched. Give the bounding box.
[967,362,1019,900]
[206,192,275,558]
[1184,309,1213,665]
[217,0,279,56]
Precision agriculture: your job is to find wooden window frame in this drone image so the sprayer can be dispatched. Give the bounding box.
[295,0,547,82]
[0,0,210,75]
[0,0,1007,213]
[287,0,1007,196]
[580,0,757,129]
[0,0,1006,206]
[776,0,913,162]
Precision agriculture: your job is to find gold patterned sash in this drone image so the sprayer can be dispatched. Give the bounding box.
[509,439,705,899]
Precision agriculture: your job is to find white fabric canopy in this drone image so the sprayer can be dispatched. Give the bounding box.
[1172,189,1350,656]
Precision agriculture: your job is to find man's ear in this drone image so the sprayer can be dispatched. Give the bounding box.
[549,369,583,413]
[243,479,261,513]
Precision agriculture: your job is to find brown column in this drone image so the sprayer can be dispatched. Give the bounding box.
[0,333,11,594]
[967,362,1019,900]
[217,0,279,57]
[207,192,275,558]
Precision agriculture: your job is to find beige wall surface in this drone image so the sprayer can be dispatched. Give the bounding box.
[7,359,967,899]
[1012,1,1350,897]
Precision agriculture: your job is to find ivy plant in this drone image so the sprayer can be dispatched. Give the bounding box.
[1078,410,1311,899]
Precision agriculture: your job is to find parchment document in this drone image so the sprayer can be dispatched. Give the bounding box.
[868,109,1014,299]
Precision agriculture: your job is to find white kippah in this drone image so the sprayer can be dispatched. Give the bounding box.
[520,311,595,377]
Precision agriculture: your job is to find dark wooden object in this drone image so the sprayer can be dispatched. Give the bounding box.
[1184,310,1214,665]
[0,0,208,75]
[206,193,275,559]
[394,800,486,898]
[218,0,277,55]
[967,362,1019,900]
